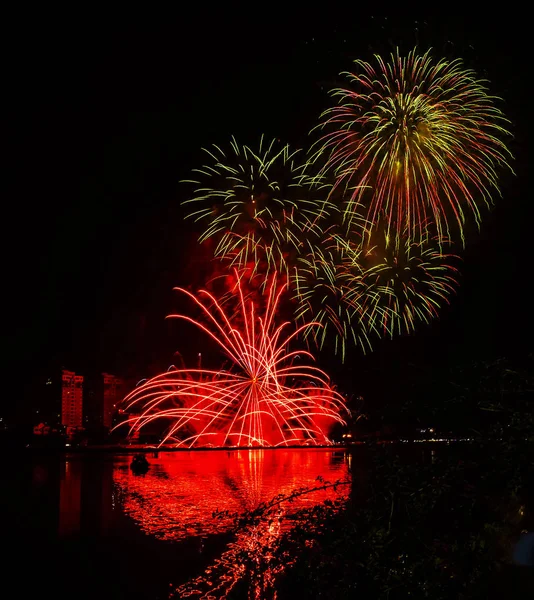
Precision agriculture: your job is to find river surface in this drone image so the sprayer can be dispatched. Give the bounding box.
[3,448,352,599]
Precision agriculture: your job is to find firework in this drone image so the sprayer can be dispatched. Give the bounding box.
[313,48,513,245]
[120,271,348,447]
[291,230,383,360]
[181,136,332,283]
[333,220,459,338]
[292,216,458,356]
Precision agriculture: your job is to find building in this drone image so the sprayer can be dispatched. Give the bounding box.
[61,369,83,431]
[33,423,51,435]
[102,373,124,430]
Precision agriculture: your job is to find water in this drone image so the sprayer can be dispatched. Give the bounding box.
[2,449,350,599]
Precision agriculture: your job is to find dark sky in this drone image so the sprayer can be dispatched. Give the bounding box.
[4,9,531,416]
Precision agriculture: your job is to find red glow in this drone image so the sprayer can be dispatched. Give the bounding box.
[114,449,349,542]
[110,449,351,598]
[58,460,81,536]
[119,271,348,447]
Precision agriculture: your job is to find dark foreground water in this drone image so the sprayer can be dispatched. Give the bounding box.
[2,448,352,599]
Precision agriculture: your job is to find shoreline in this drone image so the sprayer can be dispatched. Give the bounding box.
[18,437,489,454]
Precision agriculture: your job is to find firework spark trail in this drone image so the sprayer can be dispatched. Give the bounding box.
[120,271,348,447]
[181,135,334,285]
[313,48,513,246]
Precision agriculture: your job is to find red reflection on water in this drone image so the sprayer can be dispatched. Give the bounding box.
[59,459,82,536]
[178,515,287,599]
[113,449,349,541]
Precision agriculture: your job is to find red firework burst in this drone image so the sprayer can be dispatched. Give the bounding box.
[119,271,348,447]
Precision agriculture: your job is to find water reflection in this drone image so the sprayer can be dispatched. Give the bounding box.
[113,449,350,542]
[56,455,116,537]
[4,450,350,600]
[58,459,81,535]
[173,474,350,599]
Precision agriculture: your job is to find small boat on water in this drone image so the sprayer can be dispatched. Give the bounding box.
[130,453,149,473]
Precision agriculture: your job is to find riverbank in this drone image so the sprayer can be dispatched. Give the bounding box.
[18,437,492,454]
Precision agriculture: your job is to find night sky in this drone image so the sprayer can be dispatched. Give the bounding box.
[4,9,531,419]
